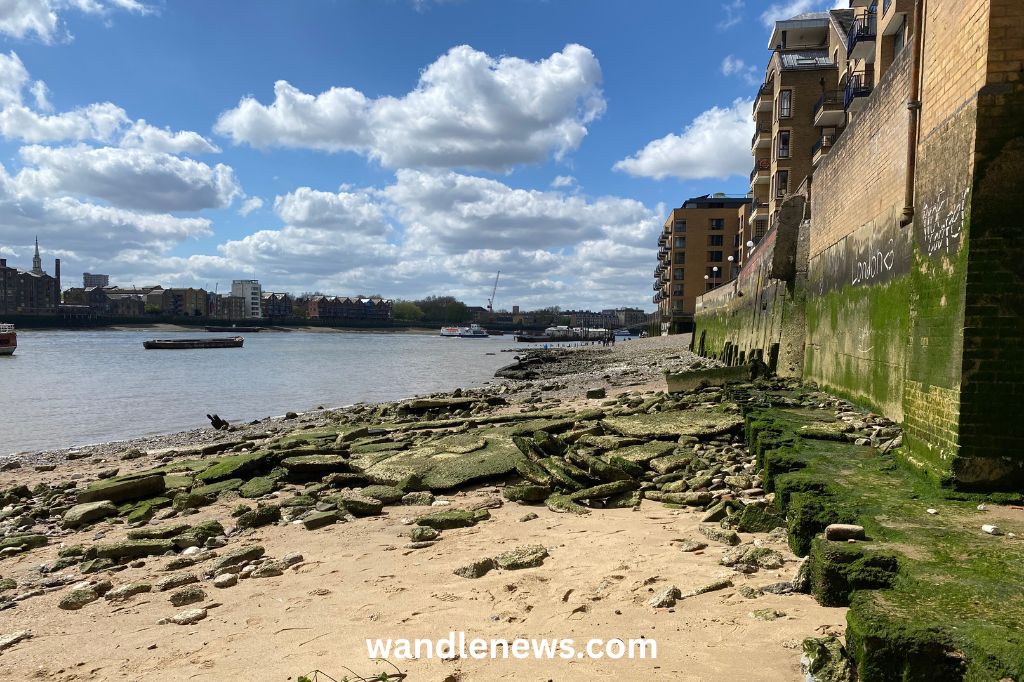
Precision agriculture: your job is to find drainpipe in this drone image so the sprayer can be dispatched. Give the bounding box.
[900,0,925,227]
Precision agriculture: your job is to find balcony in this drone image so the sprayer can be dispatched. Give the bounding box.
[750,162,770,187]
[847,10,877,62]
[811,134,836,166]
[753,83,773,115]
[844,68,874,113]
[747,201,769,226]
[751,123,771,150]
[813,90,846,127]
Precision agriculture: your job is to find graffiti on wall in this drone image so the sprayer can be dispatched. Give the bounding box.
[919,186,969,256]
[809,213,911,296]
[851,237,897,286]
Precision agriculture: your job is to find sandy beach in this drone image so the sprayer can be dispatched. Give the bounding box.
[0,335,848,681]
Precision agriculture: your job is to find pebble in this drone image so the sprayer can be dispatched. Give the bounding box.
[213,573,238,588]
[159,608,207,626]
[649,586,681,608]
[982,524,1002,536]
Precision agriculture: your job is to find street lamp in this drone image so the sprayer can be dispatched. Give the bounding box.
[727,255,735,279]
[712,266,719,288]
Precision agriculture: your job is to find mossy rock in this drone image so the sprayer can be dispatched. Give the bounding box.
[735,504,786,533]
[576,434,646,451]
[494,544,548,570]
[409,525,440,542]
[808,538,901,608]
[195,451,274,483]
[239,476,278,498]
[503,484,551,503]
[414,509,488,530]
[212,545,265,570]
[0,534,47,552]
[538,457,592,491]
[602,409,743,440]
[533,431,565,457]
[124,496,172,524]
[604,455,645,479]
[545,493,589,515]
[127,523,190,540]
[568,480,638,502]
[191,478,244,498]
[172,491,215,511]
[171,520,225,549]
[280,494,317,508]
[513,458,553,486]
[359,485,405,504]
[77,473,166,504]
[162,474,194,491]
[93,539,175,560]
[349,441,412,455]
[330,491,383,517]
[605,440,677,463]
[235,504,281,529]
[280,454,350,480]
[567,451,632,482]
[648,452,693,475]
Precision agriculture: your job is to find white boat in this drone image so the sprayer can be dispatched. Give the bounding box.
[458,324,488,338]
[0,323,16,356]
[613,328,632,337]
[440,326,461,337]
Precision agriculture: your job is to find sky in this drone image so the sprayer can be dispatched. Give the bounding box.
[0,0,843,312]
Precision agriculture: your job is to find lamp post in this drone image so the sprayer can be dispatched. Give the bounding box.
[712,266,719,289]
[745,240,755,258]
[704,274,710,291]
[727,254,735,279]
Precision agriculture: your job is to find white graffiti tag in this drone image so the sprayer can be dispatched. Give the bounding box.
[921,187,969,256]
[851,238,896,286]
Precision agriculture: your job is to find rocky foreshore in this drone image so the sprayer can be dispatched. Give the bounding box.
[0,335,948,681]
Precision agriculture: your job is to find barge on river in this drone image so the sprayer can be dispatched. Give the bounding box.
[143,336,244,350]
[0,323,16,356]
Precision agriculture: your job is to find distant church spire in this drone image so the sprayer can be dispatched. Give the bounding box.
[31,236,42,275]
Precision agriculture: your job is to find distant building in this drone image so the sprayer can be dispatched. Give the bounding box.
[231,280,263,319]
[82,273,110,288]
[654,194,750,334]
[303,295,392,321]
[261,292,293,319]
[0,238,61,315]
[148,288,208,316]
[210,294,245,320]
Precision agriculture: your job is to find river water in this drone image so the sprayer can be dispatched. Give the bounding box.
[0,329,535,454]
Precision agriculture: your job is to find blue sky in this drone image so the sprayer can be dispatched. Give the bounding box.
[0,0,839,310]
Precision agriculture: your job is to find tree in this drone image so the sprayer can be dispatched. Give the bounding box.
[414,295,471,323]
[392,301,425,321]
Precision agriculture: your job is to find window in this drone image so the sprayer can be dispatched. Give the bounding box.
[674,220,686,232]
[672,300,683,310]
[672,284,683,296]
[673,268,684,280]
[708,251,723,262]
[674,251,685,264]
[708,235,724,246]
[776,130,791,159]
[710,218,725,230]
[778,90,792,119]
[776,170,789,198]
[674,236,686,248]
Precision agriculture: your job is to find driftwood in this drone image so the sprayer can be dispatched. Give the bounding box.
[206,414,230,430]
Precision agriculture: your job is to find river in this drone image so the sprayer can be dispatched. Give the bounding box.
[0,329,534,454]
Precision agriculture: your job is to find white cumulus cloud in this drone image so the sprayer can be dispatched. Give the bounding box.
[214,44,605,170]
[0,0,150,44]
[613,98,754,181]
[237,196,263,217]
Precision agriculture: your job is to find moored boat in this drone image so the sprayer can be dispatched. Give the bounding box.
[439,326,461,337]
[205,326,261,332]
[0,323,16,356]
[143,336,244,350]
[458,323,488,338]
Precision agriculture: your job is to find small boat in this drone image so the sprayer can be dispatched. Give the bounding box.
[440,326,461,337]
[458,324,488,338]
[143,336,244,350]
[613,328,633,337]
[205,326,261,332]
[0,323,16,356]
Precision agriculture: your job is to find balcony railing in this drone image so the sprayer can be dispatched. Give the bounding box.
[813,90,844,120]
[847,9,877,54]
[811,134,836,157]
[752,82,773,115]
[844,69,874,109]
[750,123,771,148]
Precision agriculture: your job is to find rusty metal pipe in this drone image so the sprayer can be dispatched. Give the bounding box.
[901,0,925,227]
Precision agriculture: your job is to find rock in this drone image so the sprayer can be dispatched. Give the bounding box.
[568,480,638,502]
[195,451,273,483]
[251,560,287,578]
[738,585,763,599]
[801,636,854,682]
[127,523,191,541]
[159,608,207,625]
[519,512,539,522]
[682,578,733,599]
[751,608,786,621]
[659,491,713,507]
[982,524,1003,536]
[359,485,405,504]
[401,491,435,506]
[156,573,199,592]
[824,524,865,541]
[94,539,175,561]
[409,526,440,542]
[235,504,281,529]
[59,587,100,610]
[735,504,786,533]
[0,534,47,553]
[280,455,349,479]
[77,473,165,504]
[0,630,31,653]
[544,494,590,515]
[699,525,741,546]
[720,545,784,571]
[171,520,226,549]
[212,546,265,571]
[453,558,496,579]
[494,545,548,570]
[239,476,277,498]
[331,491,384,517]
[213,573,237,589]
[679,540,708,552]
[169,585,206,607]
[62,501,117,528]
[414,509,487,530]
[502,484,551,503]
[302,510,339,530]
[105,583,152,601]
[586,388,606,399]
[648,585,681,608]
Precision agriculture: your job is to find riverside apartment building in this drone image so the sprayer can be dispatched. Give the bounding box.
[654,194,749,334]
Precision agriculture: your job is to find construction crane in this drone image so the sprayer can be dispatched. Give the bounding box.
[486,271,501,313]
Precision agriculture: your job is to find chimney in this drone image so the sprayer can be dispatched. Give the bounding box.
[55,258,61,293]
[0,258,5,267]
